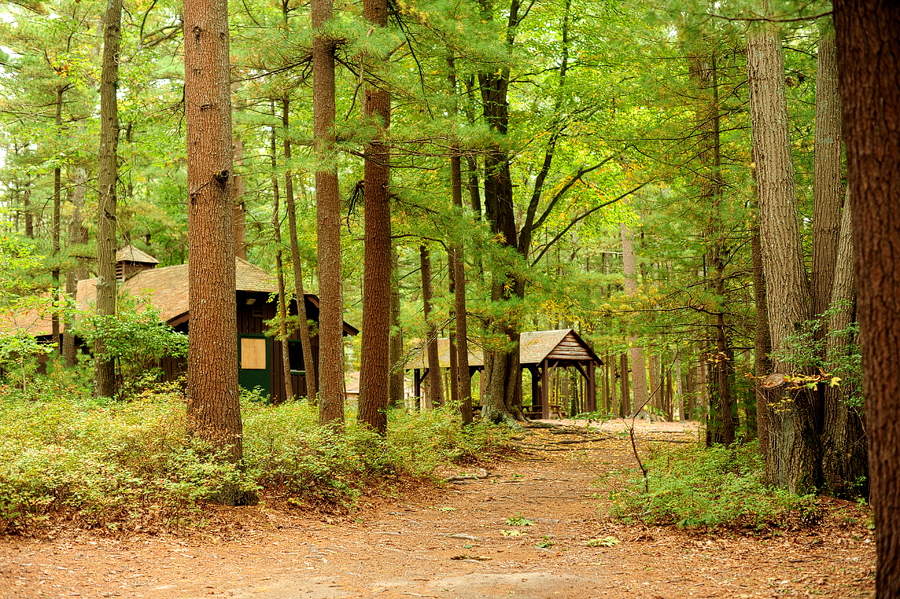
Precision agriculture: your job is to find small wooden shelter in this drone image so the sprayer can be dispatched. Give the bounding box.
[115,244,159,280]
[406,329,603,419]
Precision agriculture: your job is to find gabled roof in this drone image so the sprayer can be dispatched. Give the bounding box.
[116,244,159,265]
[405,329,602,370]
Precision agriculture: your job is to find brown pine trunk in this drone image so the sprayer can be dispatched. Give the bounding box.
[835,3,900,593]
[233,135,246,260]
[451,154,472,424]
[312,0,345,426]
[94,1,122,399]
[420,245,443,410]
[184,0,246,482]
[357,0,392,434]
[747,21,818,493]
[271,118,293,403]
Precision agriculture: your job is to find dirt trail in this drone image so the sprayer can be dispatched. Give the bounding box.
[0,421,875,598]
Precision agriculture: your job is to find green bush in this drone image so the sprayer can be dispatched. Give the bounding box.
[0,383,508,533]
[609,441,816,530]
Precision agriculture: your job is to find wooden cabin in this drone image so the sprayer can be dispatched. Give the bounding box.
[406,329,603,419]
[2,252,358,401]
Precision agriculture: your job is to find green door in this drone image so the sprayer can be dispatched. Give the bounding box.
[238,334,271,400]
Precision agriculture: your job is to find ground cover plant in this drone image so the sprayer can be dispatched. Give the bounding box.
[609,441,829,531]
[0,380,510,535]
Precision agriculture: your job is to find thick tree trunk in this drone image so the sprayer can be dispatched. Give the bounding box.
[420,245,443,410]
[312,0,345,425]
[184,0,247,484]
[834,4,900,594]
[747,22,818,493]
[94,2,122,399]
[233,135,246,260]
[357,0,392,434]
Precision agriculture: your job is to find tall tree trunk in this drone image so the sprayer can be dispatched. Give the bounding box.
[233,135,246,260]
[271,117,294,403]
[312,0,345,426]
[282,99,317,400]
[621,222,648,416]
[448,54,472,424]
[747,20,818,493]
[357,0,392,434]
[184,0,247,483]
[835,4,900,593]
[388,244,404,407]
[420,244,443,410]
[619,353,630,418]
[51,86,63,356]
[94,1,122,399]
[811,28,844,326]
[63,167,88,367]
[752,218,772,457]
[821,190,866,497]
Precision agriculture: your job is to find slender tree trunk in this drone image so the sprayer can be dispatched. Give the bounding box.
[448,250,459,407]
[747,20,818,492]
[184,0,247,483]
[271,118,294,403]
[621,223,648,416]
[63,168,88,367]
[420,244,443,410]
[233,135,246,260]
[752,219,772,457]
[835,5,900,593]
[51,88,62,356]
[312,0,345,426]
[388,244,404,407]
[281,99,317,400]
[357,0,392,434]
[94,1,122,398]
[619,353,630,418]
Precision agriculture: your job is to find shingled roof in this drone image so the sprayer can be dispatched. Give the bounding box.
[2,258,282,336]
[405,329,602,370]
[116,244,159,265]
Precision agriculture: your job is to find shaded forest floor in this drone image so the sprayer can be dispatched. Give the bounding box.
[0,420,875,598]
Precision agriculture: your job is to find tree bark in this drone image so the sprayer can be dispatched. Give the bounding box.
[271,116,294,403]
[388,244,404,407]
[747,21,818,493]
[312,0,345,426]
[63,167,89,367]
[184,0,247,484]
[357,0,392,434]
[420,244,443,410]
[621,222,648,416]
[281,99,316,400]
[752,218,772,457]
[833,4,899,592]
[94,0,122,399]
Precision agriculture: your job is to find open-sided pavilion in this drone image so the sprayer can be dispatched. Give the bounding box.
[406,329,603,419]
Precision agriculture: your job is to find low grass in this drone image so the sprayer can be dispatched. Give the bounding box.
[608,441,821,531]
[0,380,510,534]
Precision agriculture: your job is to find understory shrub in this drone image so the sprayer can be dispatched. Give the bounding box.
[0,382,508,533]
[609,441,817,530]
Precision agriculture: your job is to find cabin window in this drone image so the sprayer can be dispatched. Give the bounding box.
[240,337,267,370]
[288,340,305,375]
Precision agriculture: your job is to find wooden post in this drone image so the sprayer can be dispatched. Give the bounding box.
[541,359,550,420]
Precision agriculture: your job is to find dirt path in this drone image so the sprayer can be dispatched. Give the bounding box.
[0,422,875,598]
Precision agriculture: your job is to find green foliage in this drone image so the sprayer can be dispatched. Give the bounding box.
[75,295,188,398]
[0,383,509,532]
[609,442,818,530]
